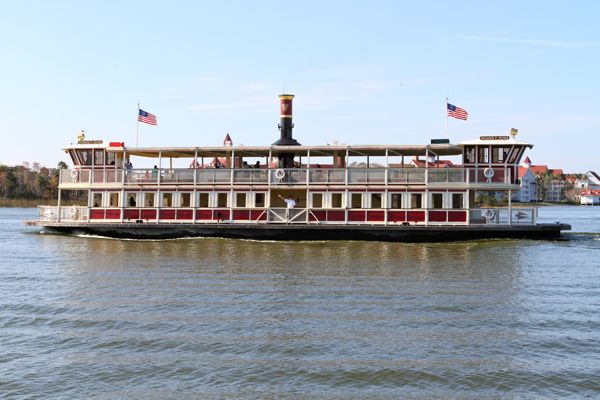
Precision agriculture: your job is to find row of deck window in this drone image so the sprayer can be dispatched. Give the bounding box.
[91,191,466,209]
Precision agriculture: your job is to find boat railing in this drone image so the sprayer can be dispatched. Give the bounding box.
[60,166,514,187]
[38,205,89,222]
[469,207,536,225]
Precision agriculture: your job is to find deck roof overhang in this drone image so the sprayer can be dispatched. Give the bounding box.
[120,144,463,159]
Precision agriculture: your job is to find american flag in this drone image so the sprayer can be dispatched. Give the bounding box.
[447,103,468,120]
[138,109,158,125]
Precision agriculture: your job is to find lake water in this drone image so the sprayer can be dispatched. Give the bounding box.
[1,206,599,399]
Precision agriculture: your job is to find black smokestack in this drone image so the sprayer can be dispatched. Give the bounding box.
[273,94,300,168]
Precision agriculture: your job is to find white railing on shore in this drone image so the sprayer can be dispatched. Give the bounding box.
[60,166,513,187]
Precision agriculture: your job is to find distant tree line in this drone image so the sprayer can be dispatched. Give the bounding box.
[0,161,69,200]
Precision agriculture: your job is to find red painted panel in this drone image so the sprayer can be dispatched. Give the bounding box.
[251,209,267,221]
[327,210,345,221]
[124,209,140,220]
[232,210,250,220]
[447,210,467,222]
[367,210,385,222]
[407,211,425,222]
[428,210,447,222]
[177,209,193,220]
[105,209,121,219]
[196,210,213,220]
[348,210,366,221]
[159,209,176,220]
[388,211,406,222]
[90,209,105,219]
[309,210,327,222]
[140,209,157,220]
[214,209,230,220]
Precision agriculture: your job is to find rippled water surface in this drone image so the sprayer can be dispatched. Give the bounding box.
[2,206,600,399]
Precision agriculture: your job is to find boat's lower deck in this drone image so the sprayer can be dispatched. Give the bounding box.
[28,221,571,241]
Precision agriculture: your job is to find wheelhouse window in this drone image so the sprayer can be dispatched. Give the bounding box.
[508,146,522,163]
[144,193,155,207]
[478,147,489,163]
[411,193,422,209]
[180,192,191,207]
[351,193,363,208]
[106,152,116,166]
[464,146,476,164]
[94,150,104,166]
[431,193,443,209]
[162,193,173,207]
[452,193,464,209]
[491,147,510,164]
[198,193,209,208]
[390,193,402,209]
[92,192,103,207]
[77,149,93,166]
[69,150,80,165]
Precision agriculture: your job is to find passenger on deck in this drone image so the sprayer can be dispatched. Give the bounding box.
[254,161,261,169]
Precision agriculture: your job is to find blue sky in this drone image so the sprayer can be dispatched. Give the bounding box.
[1,1,599,172]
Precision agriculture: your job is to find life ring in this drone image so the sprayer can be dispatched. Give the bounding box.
[70,169,79,179]
[69,206,77,217]
[483,168,495,179]
[275,168,286,180]
[483,208,495,221]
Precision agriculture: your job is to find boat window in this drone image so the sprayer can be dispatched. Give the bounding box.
[198,193,209,208]
[491,147,510,163]
[94,150,104,166]
[411,193,422,209]
[508,146,522,163]
[351,193,362,208]
[106,152,116,166]
[162,193,173,207]
[452,193,464,209]
[77,149,93,166]
[390,193,402,209]
[311,193,323,208]
[478,147,489,163]
[236,193,246,208]
[431,193,443,209]
[69,150,80,165]
[180,192,191,207]
[371,193,382,208]
[464,146,476,164]
[144,193,155,207]
[126,192,137,207]
[92,192,103,207]
[217,193,228,207]
[331,193,343,208]
[254,193,265,207]
[108,192,119,207]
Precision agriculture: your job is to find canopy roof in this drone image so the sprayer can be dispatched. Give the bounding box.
[116,144,464,159]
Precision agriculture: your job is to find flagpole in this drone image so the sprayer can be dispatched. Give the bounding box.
[445,97,449,139]
[136,101,140,147]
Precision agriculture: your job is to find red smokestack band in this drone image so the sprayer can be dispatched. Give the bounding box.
[279,94,294,118]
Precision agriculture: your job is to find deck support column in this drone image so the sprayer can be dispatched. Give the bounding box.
[57,189,61,222]
[508,189,512,225]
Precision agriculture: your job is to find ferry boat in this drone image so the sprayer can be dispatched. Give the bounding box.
[26,94,570,241]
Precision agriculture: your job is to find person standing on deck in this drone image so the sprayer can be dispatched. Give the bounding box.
[278,194,296,221]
